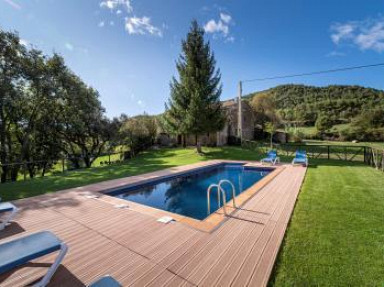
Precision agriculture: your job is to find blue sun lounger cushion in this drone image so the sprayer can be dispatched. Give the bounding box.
[292,150,308,166]
[0,202,18,230]
[261,150,280,165]
[88,275,122,287]
[0,231,68,286]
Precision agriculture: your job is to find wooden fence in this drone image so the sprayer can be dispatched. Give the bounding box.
[242,140,384,172]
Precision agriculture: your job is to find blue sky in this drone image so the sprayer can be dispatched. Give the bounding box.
[1,0,384,117]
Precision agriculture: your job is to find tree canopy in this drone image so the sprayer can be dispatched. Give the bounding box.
[164,20,225,151]
[0,29,115,182]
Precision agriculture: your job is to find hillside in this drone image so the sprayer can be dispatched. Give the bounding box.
[245,84,384,141]
[246,84,384,125]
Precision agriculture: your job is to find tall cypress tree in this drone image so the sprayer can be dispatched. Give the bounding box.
[164,20,225,152]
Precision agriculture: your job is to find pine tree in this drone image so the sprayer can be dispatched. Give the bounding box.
[164,20,225,152]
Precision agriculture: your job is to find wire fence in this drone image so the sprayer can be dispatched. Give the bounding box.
[0,152,127,183]
[0,140,154,184]
[242,140,384,172]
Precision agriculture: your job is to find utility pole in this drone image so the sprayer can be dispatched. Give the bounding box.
[237,81,243,142]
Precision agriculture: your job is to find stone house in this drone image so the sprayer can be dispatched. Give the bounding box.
[157,98,256,147]
[215,99,255,146]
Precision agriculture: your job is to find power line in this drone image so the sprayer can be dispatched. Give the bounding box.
[242,63,384,83]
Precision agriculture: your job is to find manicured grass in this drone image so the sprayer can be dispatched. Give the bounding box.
[0,147,262,201]
[1,146,383,285]
[270,161,384,286]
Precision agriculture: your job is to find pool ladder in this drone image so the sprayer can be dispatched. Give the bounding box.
[207,180,237,216]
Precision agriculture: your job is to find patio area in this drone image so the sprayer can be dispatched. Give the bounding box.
[0,162,306,287]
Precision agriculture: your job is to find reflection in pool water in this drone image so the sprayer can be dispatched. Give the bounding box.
[110,164,271,220]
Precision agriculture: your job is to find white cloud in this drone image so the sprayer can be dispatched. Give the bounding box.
[116,9,122,15]
[79,47,89,54]
[205,19,229,35]
[100,0,132,13]
[19,38,29,46]
[137,99,145,107]
[331,17,384,52]
[225,36,235,43]
[326,51,346,57]
[204,12,234,42]
[125,16,162,37]
[331,24,354,44]
[98,21,105,27]
[220,13,231,24]
[63,42,88,54]
[110,21,114,26]
[64,42,74,51]
[4,0,21,10]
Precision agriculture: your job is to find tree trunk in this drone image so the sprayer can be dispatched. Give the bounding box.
[27,163,35,179]
[10,165,19,182]
[1,165,8,183]
[42,162,47,177]
[83,155,92,168]
[182,134,186,148]
[0,106,8,183]
[195,135,202,154]
[69,157,81,169]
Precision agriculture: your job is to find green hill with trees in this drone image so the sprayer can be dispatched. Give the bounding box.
[246,84,384,141]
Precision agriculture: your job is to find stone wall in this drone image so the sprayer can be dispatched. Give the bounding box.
[167,98,256,147]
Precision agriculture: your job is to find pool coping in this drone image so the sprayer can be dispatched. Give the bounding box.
[88,160,284,232]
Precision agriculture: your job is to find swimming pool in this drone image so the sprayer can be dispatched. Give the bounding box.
[108,163,272,220]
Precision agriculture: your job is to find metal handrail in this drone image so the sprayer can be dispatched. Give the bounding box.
[218,179,237,208]
[207,184,227,216]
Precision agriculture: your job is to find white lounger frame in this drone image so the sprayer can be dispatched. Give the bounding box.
[261,157,280,166]
[34,243,68,287]
[291,158,308,167]
[0,206,19,230]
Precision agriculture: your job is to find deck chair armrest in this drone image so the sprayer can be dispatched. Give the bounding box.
[34,243,68,287]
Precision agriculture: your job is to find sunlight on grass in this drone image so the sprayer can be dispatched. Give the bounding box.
[270,163,384,286]
[1,146,383,285]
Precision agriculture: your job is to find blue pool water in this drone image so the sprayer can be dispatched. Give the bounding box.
[109,164,271,220]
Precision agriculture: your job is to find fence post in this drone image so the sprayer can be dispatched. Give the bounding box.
[23,163,27,181]
[62,158,65,173]
[109,153,111,165]
[344,146,347,161]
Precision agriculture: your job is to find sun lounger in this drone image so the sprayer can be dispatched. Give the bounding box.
[261,150,280,165]
[292,150,308,166]
[0,231,68,287]
[88,275,122,287]
[0,202,18,230]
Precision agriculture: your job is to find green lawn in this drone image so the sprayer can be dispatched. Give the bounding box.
[1,146,383,286]
[270,161,384,286]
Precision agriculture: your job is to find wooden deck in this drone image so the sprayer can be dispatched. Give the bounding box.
[0,161,306,287]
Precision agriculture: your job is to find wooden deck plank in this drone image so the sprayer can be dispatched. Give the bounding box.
[0,161,306,287]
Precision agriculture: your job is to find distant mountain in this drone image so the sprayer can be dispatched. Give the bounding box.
[245,84,384,126]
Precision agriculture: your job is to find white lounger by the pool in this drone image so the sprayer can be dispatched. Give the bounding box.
[0,231,68,287]
[0,201,18,230]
